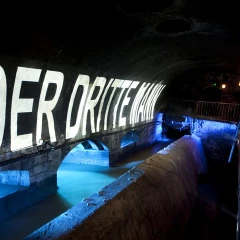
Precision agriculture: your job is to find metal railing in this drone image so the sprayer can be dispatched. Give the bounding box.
[164,99,240,122]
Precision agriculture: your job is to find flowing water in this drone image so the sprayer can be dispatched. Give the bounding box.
[0,138,174,240]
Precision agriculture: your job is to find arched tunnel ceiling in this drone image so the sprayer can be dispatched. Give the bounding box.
[0,0,240,161]
[1,0,240,101]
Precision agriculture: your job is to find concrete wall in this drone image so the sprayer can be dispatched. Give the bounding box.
[0,150,59,220]
[26,134,206,240]
[193,119,237,185]
[0,121,157,220]
[0,56,165,165]
[106,123,157,165]
[193,119,237,163]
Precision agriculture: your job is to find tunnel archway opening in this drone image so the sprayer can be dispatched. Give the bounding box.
[62,140,109,166]
[56,139,111,205]
[162,114,191,139]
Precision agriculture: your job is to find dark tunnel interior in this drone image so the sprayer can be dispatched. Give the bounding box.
[1,0,240,239]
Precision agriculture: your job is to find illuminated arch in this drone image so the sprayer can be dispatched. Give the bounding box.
[62,140,109,167]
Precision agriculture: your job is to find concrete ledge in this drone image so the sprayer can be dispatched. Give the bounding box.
[26,135,206,240]
[0,175,57,221]
[63,149,109,167]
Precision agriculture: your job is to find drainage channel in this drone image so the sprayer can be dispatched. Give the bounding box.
[0,138,174,240]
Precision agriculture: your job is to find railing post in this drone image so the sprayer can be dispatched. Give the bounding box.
[228,121,240,163]
[164,99,240,122]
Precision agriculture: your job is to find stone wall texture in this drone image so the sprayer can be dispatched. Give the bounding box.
[193,119,238,185]
[193,119,237,163]
[26,134,206,240]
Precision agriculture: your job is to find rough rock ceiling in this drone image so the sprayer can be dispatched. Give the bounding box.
[1,0,240,102]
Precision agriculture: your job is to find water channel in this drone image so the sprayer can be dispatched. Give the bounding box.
[0,138,174,240]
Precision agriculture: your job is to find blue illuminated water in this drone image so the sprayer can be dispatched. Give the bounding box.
[0,139,173,240]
